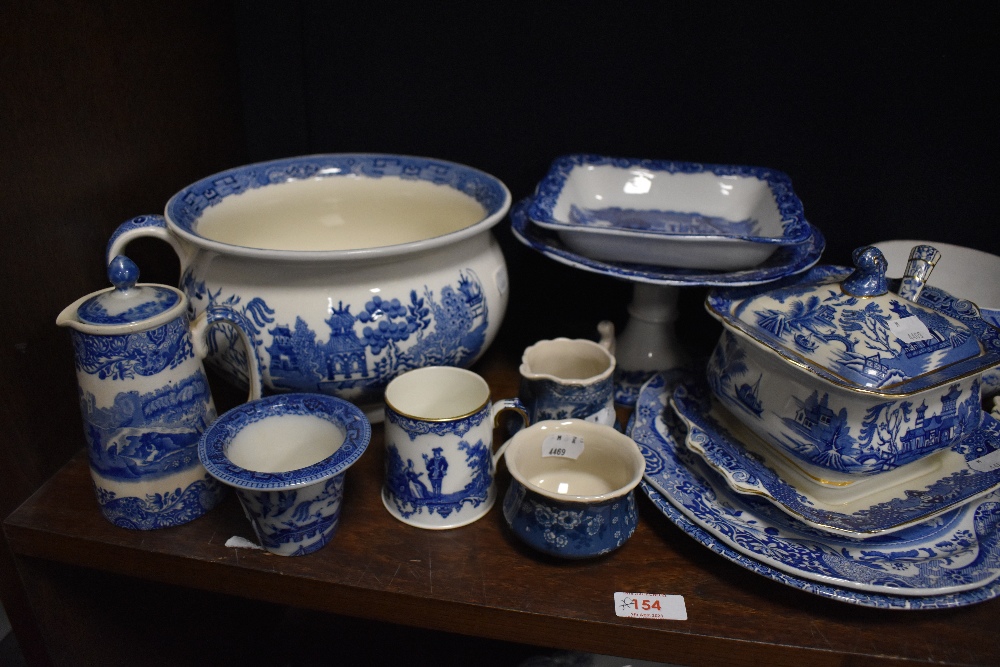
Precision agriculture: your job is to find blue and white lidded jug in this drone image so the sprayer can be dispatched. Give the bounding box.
[57,256,263,529]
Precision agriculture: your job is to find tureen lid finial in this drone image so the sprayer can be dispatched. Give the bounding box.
[842,246,888,297]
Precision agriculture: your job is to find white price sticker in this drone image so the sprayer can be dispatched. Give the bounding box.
[542,433,585,460]
[889,317,935,343]
[969,449,1000,472]
[614,593,687,620]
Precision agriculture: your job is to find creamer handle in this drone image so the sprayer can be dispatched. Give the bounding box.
[106,215,195,274]
[491,397,529,467]
[191,305,265,403]
[597,320,616,356]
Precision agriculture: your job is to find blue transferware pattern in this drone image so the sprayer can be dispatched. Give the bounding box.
[97,476,223,531]
[631,374,1000,606]
[520,375,615,423]
[612,369,657,407]
[384,439,493,520]
[80,370,215,481]
[673,379,1000,537]
[510,199,824,287]
[706,262,1000,476]
[199,393,370,556]
[185,269,490,406]
[502,478,637,559]
[529,155,811,245]
[384,399,490,441]
[640,483,1000,610]
[708,263,1000,394]
[60,256,229,530]
[161,154,508,237]
[708,330,984,476]
[236,476,345,556]
[568,205,760,238]
[199,393,370,489]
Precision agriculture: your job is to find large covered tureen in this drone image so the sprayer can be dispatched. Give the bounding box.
[705,245,1000,481]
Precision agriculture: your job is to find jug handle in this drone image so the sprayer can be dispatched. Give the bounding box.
[191,305,265,402]
[106,215,195,274]
[597,320,616,356]
[491,398,529,467]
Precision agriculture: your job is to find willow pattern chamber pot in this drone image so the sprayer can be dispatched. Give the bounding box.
[106,154,512,416]
[705,245,1000,482]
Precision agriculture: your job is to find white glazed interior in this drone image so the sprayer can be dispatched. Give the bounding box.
[384,366,490,420]
[875,239,1000,311]
[503,419,645,501]
[520,338,615,383]
[553,165,783,236]
[160,155,512,263]
[226,413,346,473]
[195,176,487,252]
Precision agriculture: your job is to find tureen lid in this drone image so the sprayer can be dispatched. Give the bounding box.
[76,255,182,326]
[706,245,1000,394]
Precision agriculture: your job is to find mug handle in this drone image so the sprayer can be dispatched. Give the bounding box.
[490,398,529,467]
[191,305,265,402]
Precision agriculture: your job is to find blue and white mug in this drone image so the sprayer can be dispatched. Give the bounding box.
[382,366,528,529]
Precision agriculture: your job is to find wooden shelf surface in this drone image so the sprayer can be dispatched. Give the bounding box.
[5,350,999,667]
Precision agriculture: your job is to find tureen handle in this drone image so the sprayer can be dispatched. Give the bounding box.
[897,244,941,303]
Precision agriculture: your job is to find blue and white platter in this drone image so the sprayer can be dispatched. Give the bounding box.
[671,380,1000,538]
[510,199,824,287]
[631,373,1000,608]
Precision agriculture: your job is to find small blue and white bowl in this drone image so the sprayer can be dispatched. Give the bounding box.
[199,393,371,556]
[500,419,645,559]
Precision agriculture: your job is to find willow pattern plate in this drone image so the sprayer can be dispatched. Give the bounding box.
[672,381,1000,538]
[632,373,1000,603]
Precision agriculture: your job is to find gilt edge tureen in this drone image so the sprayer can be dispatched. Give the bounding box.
[705,245,1000,481]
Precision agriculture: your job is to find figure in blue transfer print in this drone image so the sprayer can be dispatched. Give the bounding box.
[403,459,429,499]
[385,439,491,519]
[423,447,448,496]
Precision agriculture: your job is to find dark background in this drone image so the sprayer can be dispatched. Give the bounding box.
[1,2,995,662]
[232,3,997,353]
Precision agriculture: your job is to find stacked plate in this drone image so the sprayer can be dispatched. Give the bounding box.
[520,154,822,275]
[630,374,1000,609]
[628,250,1000,607]
[630,306,1000,609]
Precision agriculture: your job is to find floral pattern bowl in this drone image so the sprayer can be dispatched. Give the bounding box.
[499,419,644,558]
[527,154,812,271]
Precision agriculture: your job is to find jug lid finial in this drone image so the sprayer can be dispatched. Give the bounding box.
[73,255,182,326]
[108,255,139,293]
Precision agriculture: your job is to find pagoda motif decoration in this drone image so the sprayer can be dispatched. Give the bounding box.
[188,269,489,404]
